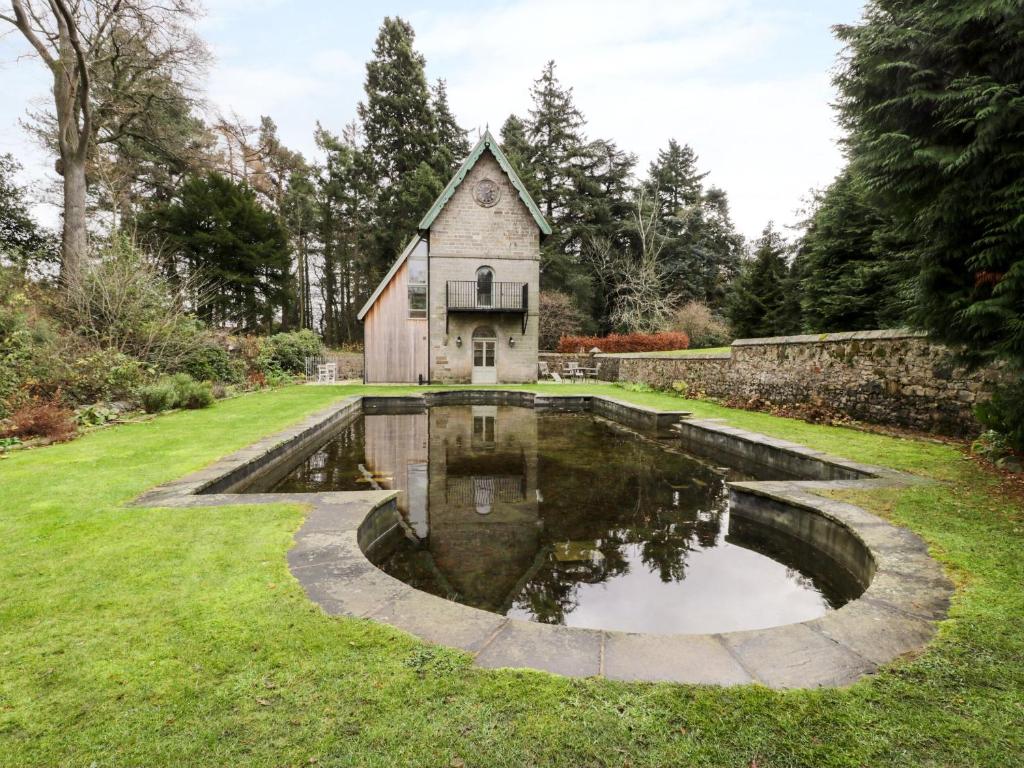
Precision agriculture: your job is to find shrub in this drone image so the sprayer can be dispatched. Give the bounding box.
[64,349,145,404]
[539,291,587,351]
[178,342,241,384]
[557,331,689,354]
[671,380,690,398]
[166,373,214,410]
[1,399,76,442]
[256,329,322,375]
[56,237,214,373]
[975,377,1024,453]
[665,302,732,348]
[74,404,118,427]
[138,374,215,413]
[139,381,178,413]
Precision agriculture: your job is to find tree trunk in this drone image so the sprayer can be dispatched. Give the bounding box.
[60,151,88,287]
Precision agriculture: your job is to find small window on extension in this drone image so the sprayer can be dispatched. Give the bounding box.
[407,241,427,319]
[408,285,427,319]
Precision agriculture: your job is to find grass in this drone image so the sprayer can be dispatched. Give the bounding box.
[1,383,1022,767]
[602,346,731,357]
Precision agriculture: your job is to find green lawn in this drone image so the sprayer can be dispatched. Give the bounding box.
[1,383,1021,767]
[603,346,731,357]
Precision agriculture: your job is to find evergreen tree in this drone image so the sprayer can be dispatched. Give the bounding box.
[0,154,58,276]
[796,169,911,332]
[357,17,446,277]
[648,140,705,211]
[525,61,586,226]
[727,223,798,338]
[141,172,289,331]
[499,114,540,201]
[431,79,470,172]
[316,123,374,344]
[835,1,1024,368]
[697,187,743,307]
[645,140,742,309]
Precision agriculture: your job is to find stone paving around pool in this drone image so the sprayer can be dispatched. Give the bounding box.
[130,391,953,688]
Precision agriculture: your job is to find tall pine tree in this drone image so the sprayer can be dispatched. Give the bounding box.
[727,223,799,338]
[796,168,911,332]
[357,17,453,278]
[835,1,1024,368]
[645,140,742,309]
[142,172,290,332]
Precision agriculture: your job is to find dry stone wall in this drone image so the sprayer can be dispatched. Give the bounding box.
[611,331,1002,437]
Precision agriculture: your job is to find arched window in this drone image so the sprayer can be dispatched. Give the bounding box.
[476,266,494,307]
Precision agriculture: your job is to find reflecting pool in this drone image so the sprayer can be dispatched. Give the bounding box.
[262,405,863,634]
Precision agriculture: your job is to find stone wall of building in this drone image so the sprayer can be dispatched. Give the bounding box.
[612,331,1003,437]
[428,150,540,383]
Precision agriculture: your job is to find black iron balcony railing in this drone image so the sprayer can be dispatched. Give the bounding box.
[446,281,529,332]
[446,281,528,312]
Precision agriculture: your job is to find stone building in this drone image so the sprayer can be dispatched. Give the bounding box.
[357,130,551,383]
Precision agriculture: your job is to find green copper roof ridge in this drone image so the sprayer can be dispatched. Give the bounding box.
[417,129,552,236]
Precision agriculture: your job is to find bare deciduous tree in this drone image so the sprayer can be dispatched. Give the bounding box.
[585,188,680,333]
[1,0,206,286]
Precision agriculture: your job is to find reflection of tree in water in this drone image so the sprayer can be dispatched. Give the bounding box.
[513,416,730,623]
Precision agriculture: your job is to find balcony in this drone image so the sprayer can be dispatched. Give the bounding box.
[446,281,528,332]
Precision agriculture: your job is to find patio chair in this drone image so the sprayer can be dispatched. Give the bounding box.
[317,362,337,384]
[538,360,551,379]
[550,372,563,383]
[566,361,580,383]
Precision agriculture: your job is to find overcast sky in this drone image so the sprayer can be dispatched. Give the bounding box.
[0,0,865,240]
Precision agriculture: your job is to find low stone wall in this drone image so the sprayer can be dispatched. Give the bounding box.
[322,351,363,381]
[614,353,730,394]
[612,330,1003,437]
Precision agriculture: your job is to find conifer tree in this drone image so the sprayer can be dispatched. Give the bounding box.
[525,61,586,226]
[357,17,445,277]
[645,140,742,309]
[835,1,1024,368]
[430,79,470,172]
[316,123,374,344]
[141,172,289,331]
[499,114,538,198]
[796,168,911,332]
[726,223,798,338]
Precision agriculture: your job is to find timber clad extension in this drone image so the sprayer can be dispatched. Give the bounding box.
[358,130,550,384]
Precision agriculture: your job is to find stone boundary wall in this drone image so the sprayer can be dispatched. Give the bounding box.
[605,330,1002,437]
[322,352,363,381]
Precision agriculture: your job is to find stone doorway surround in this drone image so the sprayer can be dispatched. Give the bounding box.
[130,391,952,688]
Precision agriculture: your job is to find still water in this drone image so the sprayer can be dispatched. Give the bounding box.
[266,405,862,634]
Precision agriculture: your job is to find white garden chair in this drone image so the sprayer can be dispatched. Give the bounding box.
[317,363,337,384]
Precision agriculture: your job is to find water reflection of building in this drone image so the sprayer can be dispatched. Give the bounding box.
[362,412,428,537]
[428,405,540,612]
[361,405,540,613]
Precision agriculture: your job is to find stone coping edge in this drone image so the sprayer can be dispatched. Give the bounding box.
[127,390,952,689]
[731,328,928,347]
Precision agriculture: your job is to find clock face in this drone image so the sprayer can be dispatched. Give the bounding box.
[473,178,501,208]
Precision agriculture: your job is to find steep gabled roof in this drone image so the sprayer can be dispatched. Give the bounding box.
[418,129,552,236]
[356,235,423,321]
[358,130,551,323]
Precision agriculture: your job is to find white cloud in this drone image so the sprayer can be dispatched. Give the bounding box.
[412,0,844,240]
